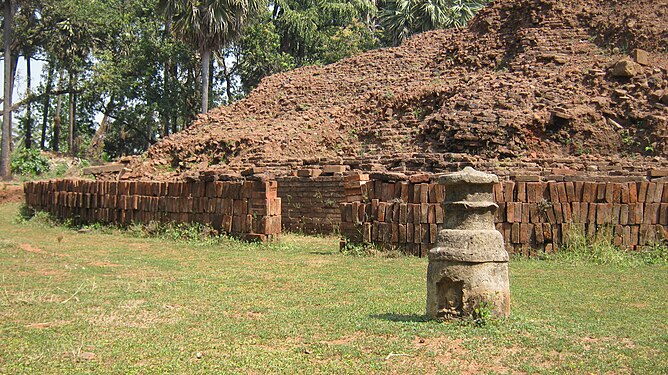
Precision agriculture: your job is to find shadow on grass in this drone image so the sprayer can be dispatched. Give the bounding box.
[371,313,429,323]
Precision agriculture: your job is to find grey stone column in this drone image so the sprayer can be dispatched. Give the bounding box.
[426,167,510,320]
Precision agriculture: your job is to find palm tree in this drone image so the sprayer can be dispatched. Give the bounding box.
[380,0,488,45]
[159,0,264,114]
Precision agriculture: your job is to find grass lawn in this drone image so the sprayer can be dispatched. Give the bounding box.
[0,202,666,374]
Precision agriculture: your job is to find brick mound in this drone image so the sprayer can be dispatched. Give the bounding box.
[129,0,668,181]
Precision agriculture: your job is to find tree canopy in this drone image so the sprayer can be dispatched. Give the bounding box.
[1,0,489,175]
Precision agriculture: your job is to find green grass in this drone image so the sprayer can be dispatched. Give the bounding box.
[1,202,667,374]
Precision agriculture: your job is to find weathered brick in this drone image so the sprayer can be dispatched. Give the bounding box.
[506,203,516,223]
[638,182,649,202]
[582,182,596,202]
[503,181,515,203]
[519,223,533,244]
[562,203,572,223]
[660,204,668,225]
[516,182,527,202]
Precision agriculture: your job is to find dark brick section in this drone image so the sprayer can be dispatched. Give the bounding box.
[277,176,345,234]
[24,179,281,242]
[341,175,668,256]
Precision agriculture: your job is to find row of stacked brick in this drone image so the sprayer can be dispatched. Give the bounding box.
[340,174,668,255]
[277,176,345,234]
[24,179,281,241]
[340,174,447,256]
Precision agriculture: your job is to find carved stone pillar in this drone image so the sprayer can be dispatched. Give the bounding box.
[426,167,510,319]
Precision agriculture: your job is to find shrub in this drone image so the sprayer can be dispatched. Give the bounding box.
[11,148,51,176]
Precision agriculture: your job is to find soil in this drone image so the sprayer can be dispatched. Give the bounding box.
[127,0,668,180]
[0,183,24,204]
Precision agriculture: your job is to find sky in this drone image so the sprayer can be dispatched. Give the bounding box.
[2,56,104,130]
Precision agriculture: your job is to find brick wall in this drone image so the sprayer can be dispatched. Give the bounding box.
[277,176,345,234]
[340,175,668,256]
[24,179,281,241]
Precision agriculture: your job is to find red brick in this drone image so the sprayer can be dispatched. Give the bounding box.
[628,183,638,203]
[435,205,444,224]
[619,204,629,225]
[413,223,422,244]
[562,203,572,223]
[542,223,553,242]
[587,203,597,224]
[521,203,531,223]
[636,203,645,224]
[494,183,504,203]
[516,182,527,202]
[528,204,541,223]
[571,203,581,223]
[391,224,399,243]
[645,203,660,225]
[652,183,664,203]
[535,223,545,243]
[596,203,612,224]
[377,202,386,221]
[421,224,431,244]
[630,225,639,245]
[546,204,556,223]
[582,182,596,202]
[638,182,649,202]
[511,223,520,244]
[660,204,668,225]
[398,182,410,203]
[646,183,657,204]
[553,203,563,223]
[573,181,584,201]
[503,181,515,203]
[427,204,436,223]
[506,203,516,223]
[519,223,533,244]
[557,183,568,203]
[420,184,429,203]
[596,183,606,201]
[420,203,429,224]
[429,224,438,244]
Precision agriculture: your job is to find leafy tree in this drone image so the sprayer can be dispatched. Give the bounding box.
[379,0,488,45]
[232,0,379,95]
[160,0,265,113]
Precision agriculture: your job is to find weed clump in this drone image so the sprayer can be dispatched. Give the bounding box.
[546,226,668,266]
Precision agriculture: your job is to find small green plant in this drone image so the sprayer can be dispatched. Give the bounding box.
[472,300,494,327]
[14,205,55,226]
[11,148,51,176]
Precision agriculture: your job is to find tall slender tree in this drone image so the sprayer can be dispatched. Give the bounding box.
[159,0,264,113]
[2,0,16,180]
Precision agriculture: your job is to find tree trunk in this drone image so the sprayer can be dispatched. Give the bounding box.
[171,62,178,134]
[68,71,77,156]
[1,0,15,180]
[208,55,215,108]
[52,71,65,152]
[162,19,172,137]
[24,55,33,149]
[40,64,54,150]
[201,48,211,114]
[87,96,115,160]
[221,57,234,104]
